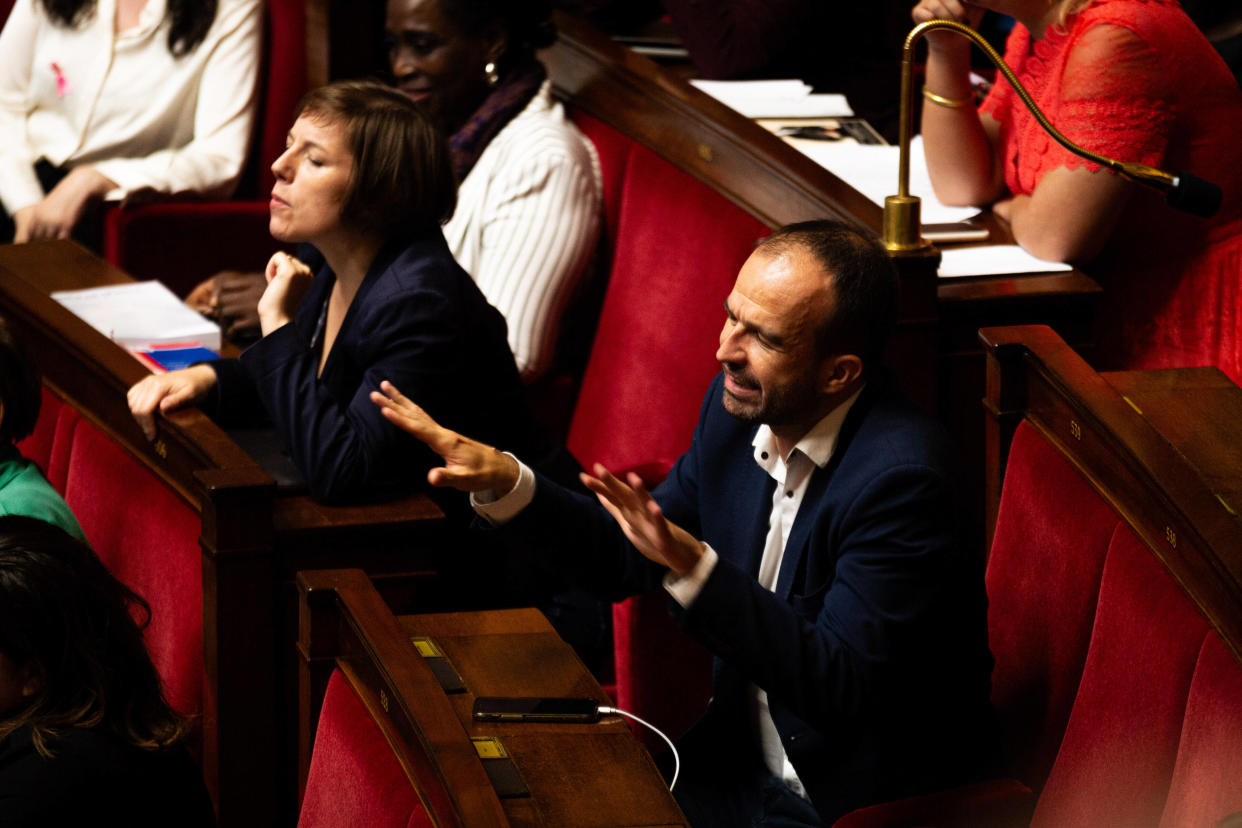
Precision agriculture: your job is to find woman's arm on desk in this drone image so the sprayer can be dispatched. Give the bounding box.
[913,0,1005,207]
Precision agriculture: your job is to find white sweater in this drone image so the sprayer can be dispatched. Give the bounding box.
[443,81,603,380]
[0,0,261,213]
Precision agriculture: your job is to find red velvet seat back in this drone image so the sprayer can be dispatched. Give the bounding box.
[565,138,766,472]
[563,112,764,746]
[1158,631,1242,826]
[16,386,67,482]
[298,669,432,828]
[61,419,203,724]
[1030,525,1208,828]
[986,421,1117,791]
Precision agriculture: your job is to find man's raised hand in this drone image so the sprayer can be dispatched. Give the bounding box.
[370,380,519,493]
[581,464,704,575]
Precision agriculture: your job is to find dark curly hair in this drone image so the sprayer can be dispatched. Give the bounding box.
[37,0,218,57]
[0,517,188,758]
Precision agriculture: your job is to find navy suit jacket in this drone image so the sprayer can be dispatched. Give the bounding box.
[503,371,996,822]
[209,233,576,504]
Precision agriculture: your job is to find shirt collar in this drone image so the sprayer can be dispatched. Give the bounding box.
[751,384,865,471]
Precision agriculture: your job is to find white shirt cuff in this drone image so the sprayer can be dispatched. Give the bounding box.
[470,453,535,525]
[664,543,719,607]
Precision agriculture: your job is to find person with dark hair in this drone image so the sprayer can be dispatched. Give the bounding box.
[372,219,998,825]
[191,0,601,381]
[0,317,83,541]
[0,0,261,246]
[128,80,575,504]
[0,515,213,825]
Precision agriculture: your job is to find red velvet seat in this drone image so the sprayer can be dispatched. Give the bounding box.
[831,419,1242,827]
[61,418,204,732]
[1159,631,1242,826]
[1030,525,1208,827]
[566,111,767,748]
[102,0,305,294]
[986,421,1118,791]
[16,386,71,485]
[298,669,432,828]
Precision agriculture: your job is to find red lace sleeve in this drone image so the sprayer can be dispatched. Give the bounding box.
[1045,22,1174,174]
[978,24,1027,124]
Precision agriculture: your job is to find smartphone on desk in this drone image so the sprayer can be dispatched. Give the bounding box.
[472,697,601,723]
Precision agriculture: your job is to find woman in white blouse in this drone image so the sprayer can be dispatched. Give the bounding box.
[0,0,260,245]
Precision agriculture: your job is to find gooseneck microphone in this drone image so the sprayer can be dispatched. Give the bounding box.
[883,19,1223,252]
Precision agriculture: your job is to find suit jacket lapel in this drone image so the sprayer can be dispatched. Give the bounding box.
[773,379,880,599]
[736,462,777,580]
[776,464,831,599]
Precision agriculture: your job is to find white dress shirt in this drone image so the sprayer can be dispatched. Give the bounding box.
[442,81,602,380]
[0,0,261,214]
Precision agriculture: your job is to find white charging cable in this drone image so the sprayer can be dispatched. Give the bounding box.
[597,705,680,791]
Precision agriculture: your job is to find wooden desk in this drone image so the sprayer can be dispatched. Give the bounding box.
[299,568,686,827]
[0,240,450,826]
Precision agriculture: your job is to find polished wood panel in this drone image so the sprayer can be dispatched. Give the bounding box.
[298,568,687,827]
[982,325,1242,663]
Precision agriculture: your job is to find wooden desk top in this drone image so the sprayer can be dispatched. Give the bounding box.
[299,569,686,827]
[1103,366,1242,519]
[401,608,685,827]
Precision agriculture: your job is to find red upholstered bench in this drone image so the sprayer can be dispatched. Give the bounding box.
[19,386,205,757]
[564,110,767,749]
[834,327,1242,827]
[298,669,431,828]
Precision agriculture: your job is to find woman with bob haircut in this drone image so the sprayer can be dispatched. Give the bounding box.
[0,516,214,825]
[0,315,84,541]
[128,80,575,504]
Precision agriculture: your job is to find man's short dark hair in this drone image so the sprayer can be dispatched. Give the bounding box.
[0,316,41,444]
[296,80,457,240]
[755,220,898,367]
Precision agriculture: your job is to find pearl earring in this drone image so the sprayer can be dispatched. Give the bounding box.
[484,61,500,87]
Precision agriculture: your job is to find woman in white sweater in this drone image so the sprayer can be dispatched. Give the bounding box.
[0,0,261,245]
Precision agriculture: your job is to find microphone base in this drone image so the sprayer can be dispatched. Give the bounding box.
[884,195,932,252]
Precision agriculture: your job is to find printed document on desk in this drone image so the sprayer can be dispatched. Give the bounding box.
[52,281,222,351]
[791,135,982,225]
[938,245,1072,278]
[690,79,854,118]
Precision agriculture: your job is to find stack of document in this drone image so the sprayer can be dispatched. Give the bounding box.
[52,281,222,352]
[690,79,853,119]
[791,135,982,225]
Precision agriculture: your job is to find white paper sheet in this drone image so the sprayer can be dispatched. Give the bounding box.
[937,245,1072,278]
[52,281,222,351]
[690,79,854,118]
[786,135,983,225]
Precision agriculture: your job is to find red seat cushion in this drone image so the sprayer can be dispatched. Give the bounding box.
[298,669,431,828]
[566,143,766,472]
[16,386,61,474]
[1158,631,1242,826]
[1030,525,1208,828]
[61,419,203,723]
[986,421,1118,791]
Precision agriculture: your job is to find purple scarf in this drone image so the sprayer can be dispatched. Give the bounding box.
[449,58,547,182]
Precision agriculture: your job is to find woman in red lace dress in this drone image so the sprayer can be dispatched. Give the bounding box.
[915,0,1242,382]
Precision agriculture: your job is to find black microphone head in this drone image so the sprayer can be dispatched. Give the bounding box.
[1166,172,1222,218]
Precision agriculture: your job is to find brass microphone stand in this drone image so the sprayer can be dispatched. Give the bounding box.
[883,19,1221,253]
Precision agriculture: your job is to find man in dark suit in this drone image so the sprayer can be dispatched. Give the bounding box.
[372,220,996,825]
